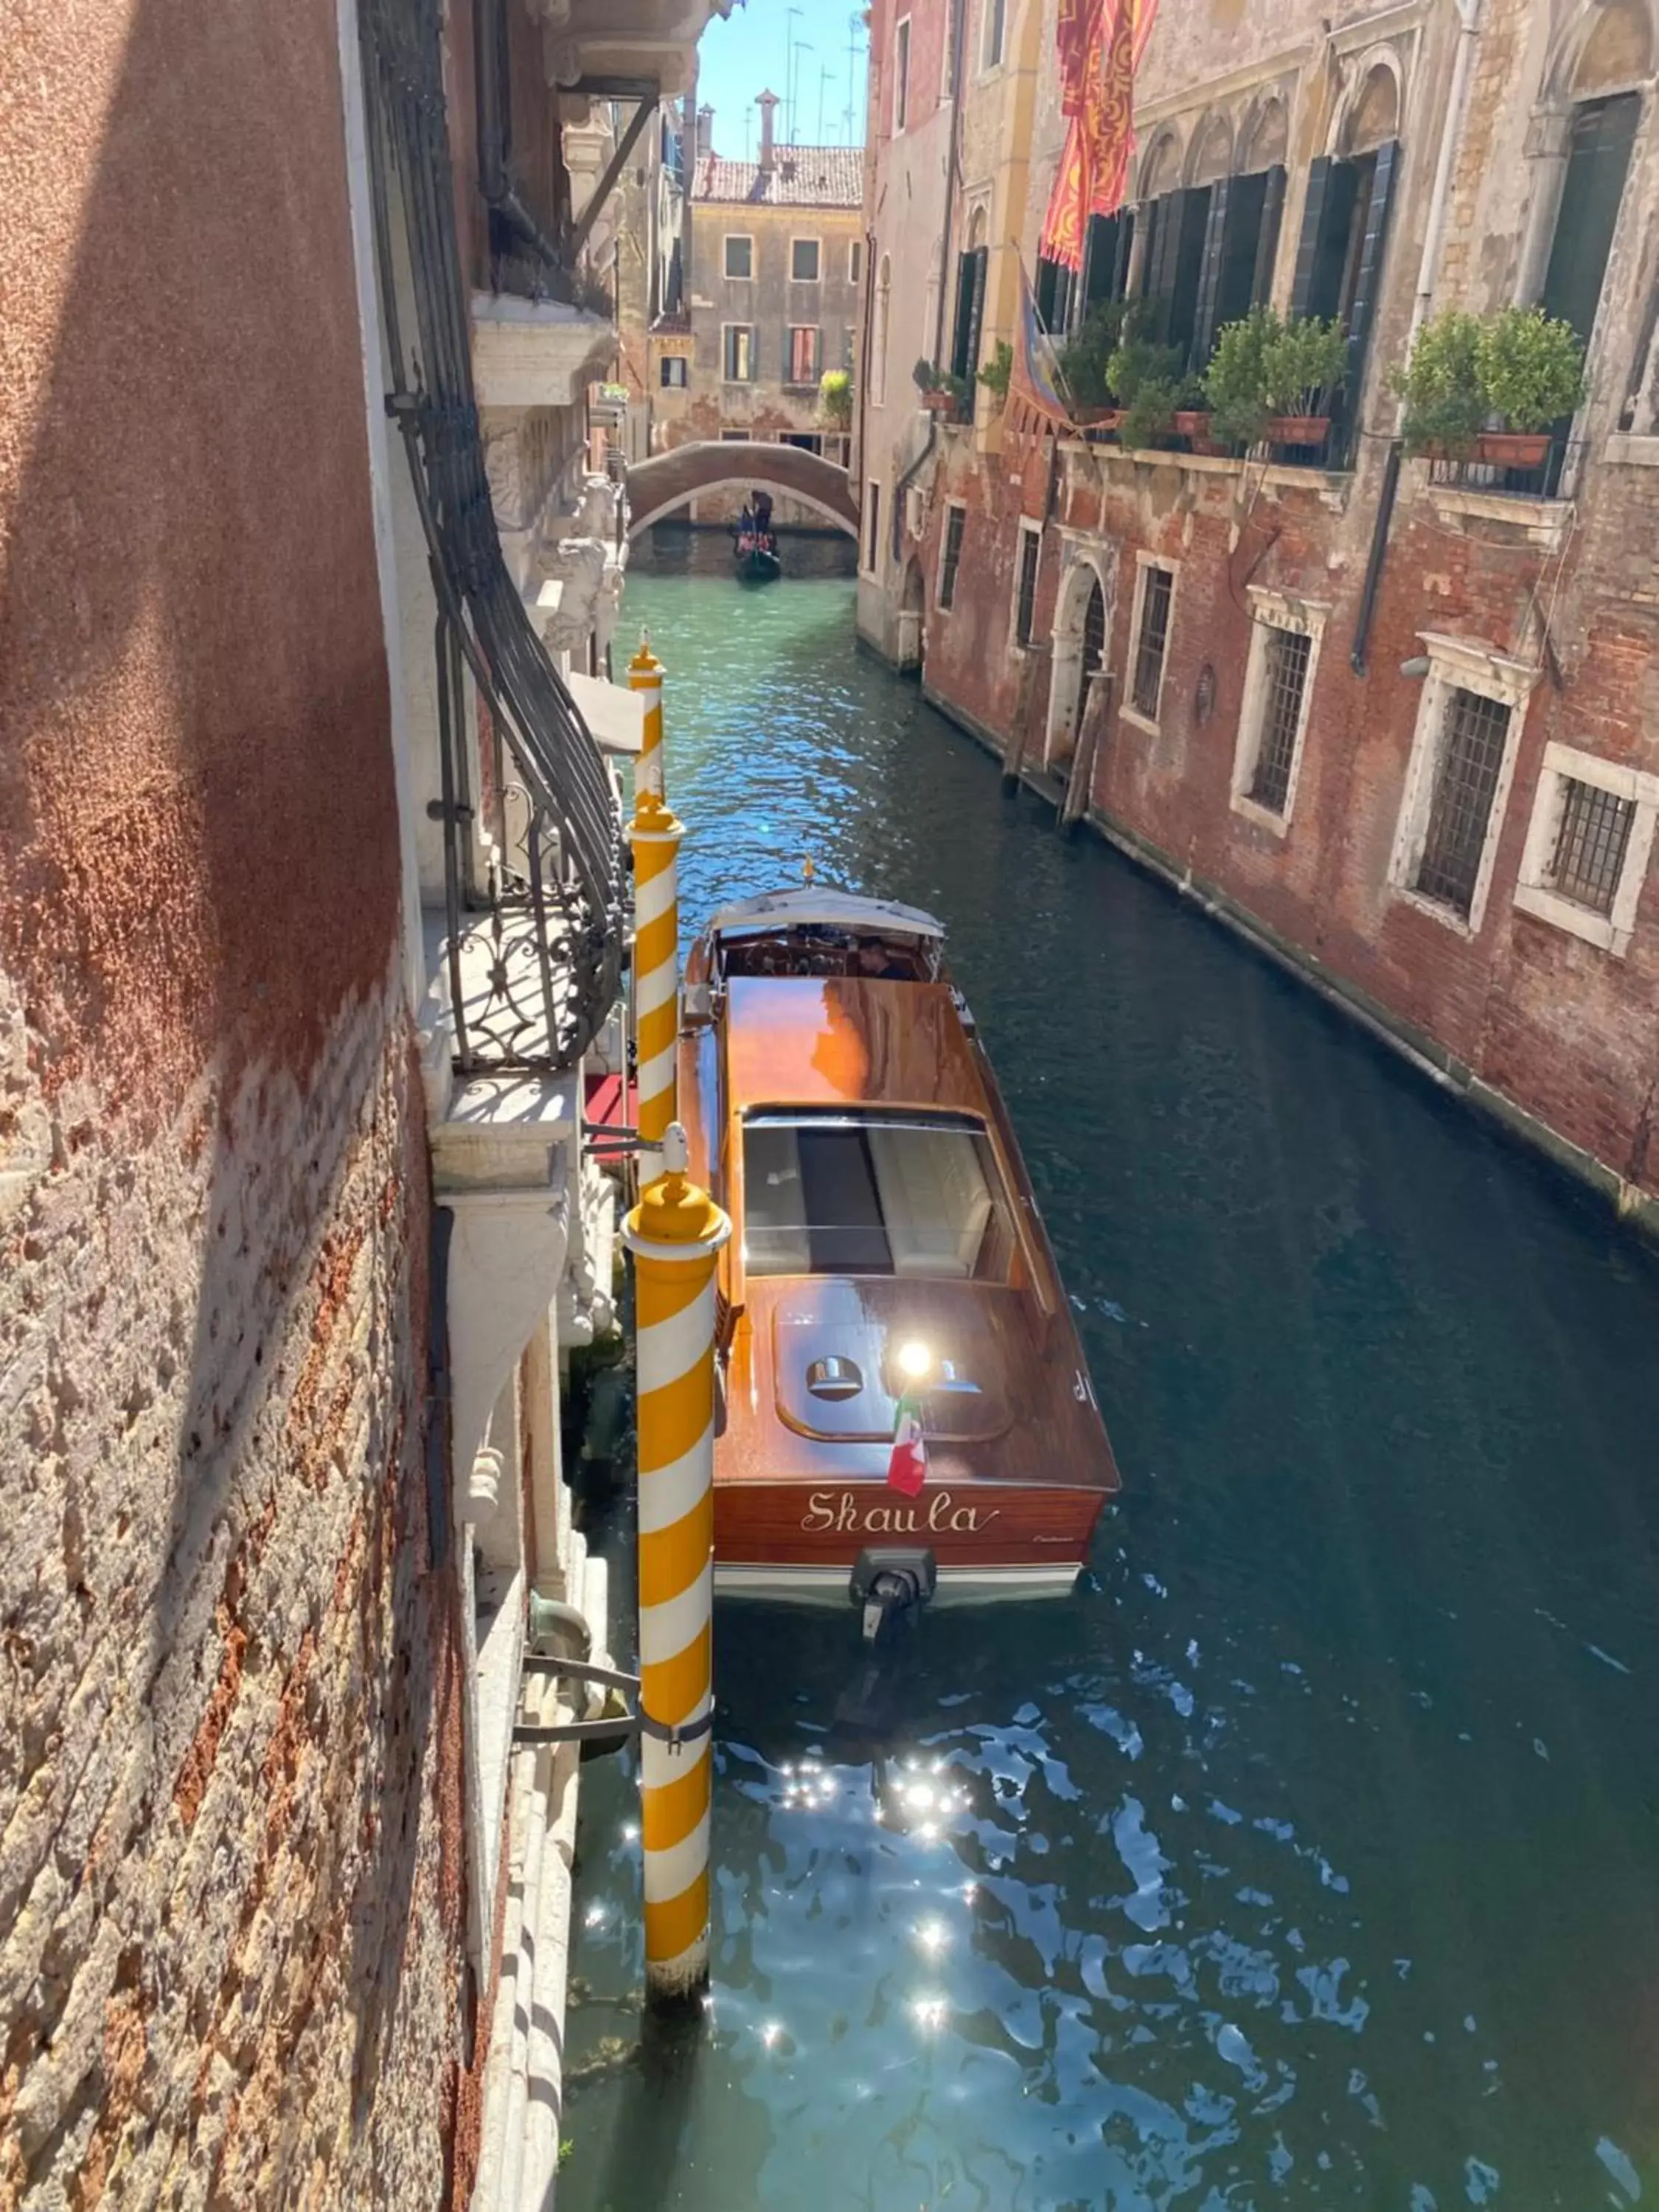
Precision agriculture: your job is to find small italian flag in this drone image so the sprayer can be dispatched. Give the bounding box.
[886,1393,928,1497]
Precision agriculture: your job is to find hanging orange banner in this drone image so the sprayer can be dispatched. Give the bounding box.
[1040,0,1159,272]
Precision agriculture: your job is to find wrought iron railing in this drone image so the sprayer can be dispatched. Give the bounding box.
[360,0,625,1076]
[1426,436,1577,501]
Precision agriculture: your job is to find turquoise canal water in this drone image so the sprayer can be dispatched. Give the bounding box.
[562,552,1659,2211]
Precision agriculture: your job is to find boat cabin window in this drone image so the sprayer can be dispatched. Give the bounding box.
[718,928,937,982]
[742,1112,1018,1281]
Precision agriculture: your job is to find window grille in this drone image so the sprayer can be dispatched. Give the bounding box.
[1549,776,1635,914]
[1248,626,1312,815]
[1415,686,1511,917]
[1132,566,1173,718]
[939,507,965,610]
[1015,530,1041,647]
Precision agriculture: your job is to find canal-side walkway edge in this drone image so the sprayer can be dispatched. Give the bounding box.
[920,678,1659,1251]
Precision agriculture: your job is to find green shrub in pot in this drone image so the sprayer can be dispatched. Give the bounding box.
[1475,306,1586,434]
[1205,307,1348,445]
[1390,307,1486,455]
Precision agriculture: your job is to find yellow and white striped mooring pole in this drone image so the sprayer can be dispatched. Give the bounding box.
[622,1125,731,2006]
[630,787,683,1185]
[630,636,665,798]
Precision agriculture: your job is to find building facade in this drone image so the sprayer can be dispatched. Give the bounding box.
[860,0,1659,1234]
[652,93,863,525]
[1,0,717,2205]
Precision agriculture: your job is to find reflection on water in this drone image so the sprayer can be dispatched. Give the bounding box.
[563,568,1659,2210]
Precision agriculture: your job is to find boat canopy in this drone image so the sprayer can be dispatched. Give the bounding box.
[706,888,945,942]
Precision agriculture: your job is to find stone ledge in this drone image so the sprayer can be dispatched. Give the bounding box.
[470,293,616,410]
[1425,481,1574,552]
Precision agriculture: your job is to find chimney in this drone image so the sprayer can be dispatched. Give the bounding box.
[696,102,714,159]
[757,88,779,171]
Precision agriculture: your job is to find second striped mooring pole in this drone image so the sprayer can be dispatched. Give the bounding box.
[630,786,683,1185]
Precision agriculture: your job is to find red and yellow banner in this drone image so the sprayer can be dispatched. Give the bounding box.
[1040,0,1159,272]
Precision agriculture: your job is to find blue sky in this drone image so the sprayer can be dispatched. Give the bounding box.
[695,0,869,155]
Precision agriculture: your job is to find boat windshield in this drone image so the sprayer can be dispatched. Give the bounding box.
[741,1111,1018,1281]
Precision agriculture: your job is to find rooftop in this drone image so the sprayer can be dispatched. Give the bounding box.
[692,145,863,208]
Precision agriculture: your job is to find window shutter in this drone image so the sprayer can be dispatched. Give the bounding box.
[1252,164,1287,305]
[1190,178,1231,368]
[1141,193,1183,343]
[1290,157,1332,319]
[1542,93,1641,347]
[950,251,976,379]
[966,245,989,375]
[1341,138,1399,403]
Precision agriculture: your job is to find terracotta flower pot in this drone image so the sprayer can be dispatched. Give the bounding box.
[1474,430,1551,467]
[920,390,955,414]
[1175,409,1227,456]
[1265,414,1330,447]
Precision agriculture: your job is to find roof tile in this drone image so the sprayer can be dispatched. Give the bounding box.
[692,146,863,208]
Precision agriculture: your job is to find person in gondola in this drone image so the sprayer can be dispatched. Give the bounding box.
[736,498,756,554]
[753,489,773,551]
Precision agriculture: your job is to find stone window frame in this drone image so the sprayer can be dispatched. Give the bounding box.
[790,234,823,284]
[1514,738,1659,956]
[659,353,688,389]
[1387,631,1540,937]
[1230,585,1331,835]
[723,232,754,282]
[849,237,863,288]
[980,0,1007,74]
[863,478,883,578]
[894,13,913,134]
[1009,517,1043,654]
[937,499,967,614]
[1121,549,1181,735]
[720,321,757,383]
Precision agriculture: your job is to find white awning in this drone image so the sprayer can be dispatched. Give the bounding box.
[707,888,945,941]
[564,669,644,755]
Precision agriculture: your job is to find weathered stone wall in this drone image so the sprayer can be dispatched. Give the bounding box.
[1,0,470,2199]
[0,984,465,2211]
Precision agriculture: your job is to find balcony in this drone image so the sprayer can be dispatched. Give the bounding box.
[1424,437,1579,554]
[470,292,616,409]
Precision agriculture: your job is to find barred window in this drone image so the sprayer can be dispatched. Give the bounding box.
[1549,776,1635,914]
[1415,686,1512,917]
[1014,527,1041,647]
[1248,626,1312,815]
[939,506,966,610]
[1132,565,1174,720]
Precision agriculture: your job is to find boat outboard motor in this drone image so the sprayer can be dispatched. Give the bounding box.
[849,1547,936,1645]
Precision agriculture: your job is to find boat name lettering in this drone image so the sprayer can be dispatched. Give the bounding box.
[799,1489,1000,1535]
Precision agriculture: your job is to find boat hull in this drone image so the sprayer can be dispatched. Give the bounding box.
[711,1474,1107,1605]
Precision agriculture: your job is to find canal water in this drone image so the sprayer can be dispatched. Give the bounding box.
[563,555,1659,2211]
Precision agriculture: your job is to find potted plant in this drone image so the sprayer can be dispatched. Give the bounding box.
[1204,307,1348,450]
[1107,321,1185,450]
[914,358,956,412]
[1056,300,1131,427]
[818,366,853,431]
[1473,305,1585,466]
[1390,306,1486,457]
[1174,378,1225,454]
[978,338,1015,408]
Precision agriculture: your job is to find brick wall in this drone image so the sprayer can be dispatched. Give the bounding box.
[922,431,1659,1208]
[1,985,465,2210]
[1,0,471,2199]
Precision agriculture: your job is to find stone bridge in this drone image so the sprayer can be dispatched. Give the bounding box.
[625,439,860,538]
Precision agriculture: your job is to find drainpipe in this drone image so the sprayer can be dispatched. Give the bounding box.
[891,0,966,555]
[1351,0,1481,672]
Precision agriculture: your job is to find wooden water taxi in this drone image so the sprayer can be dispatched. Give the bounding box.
[676,888,1119,1627]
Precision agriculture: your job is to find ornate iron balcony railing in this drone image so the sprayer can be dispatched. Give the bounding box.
[361,0,625,1077]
